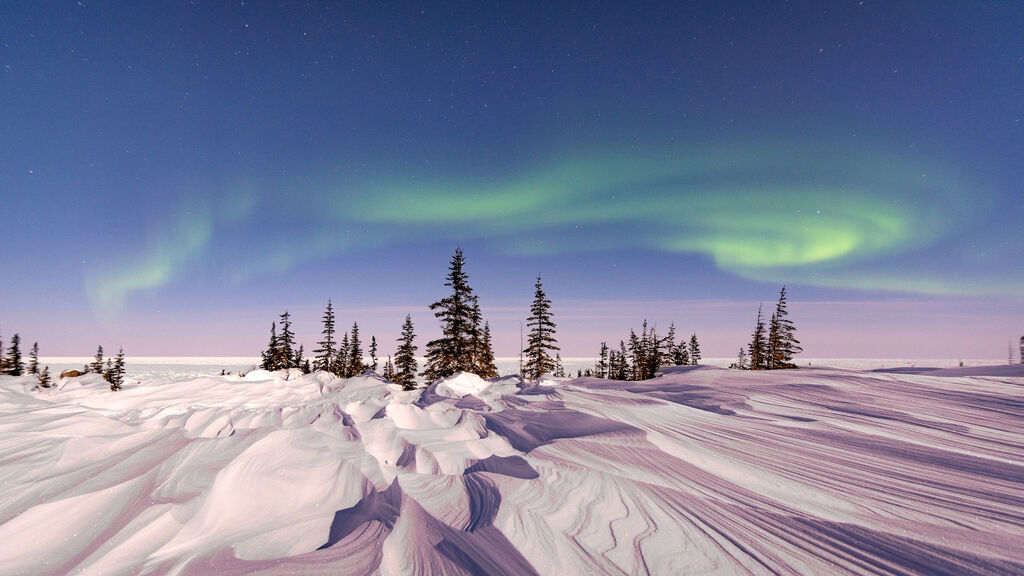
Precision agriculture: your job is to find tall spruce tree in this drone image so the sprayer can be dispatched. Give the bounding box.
[348,322,364,376]
[336,333,350,376]
[6,334,22,376]
[748,304,767,370]
[277,311,296,369]
[261,322,279,370]
[394,315,418,389]
[523,275,559,380]
[423,248,481,380]
[768,286,801,369]
[476,322,498,378]
[314,299,336,372]
[28,342,39,375]
[596,341,609,378]
[369,336,379,372]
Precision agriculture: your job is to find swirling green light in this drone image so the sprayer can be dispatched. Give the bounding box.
[88,139,1004,314]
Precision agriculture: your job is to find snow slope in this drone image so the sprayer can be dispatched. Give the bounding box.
[0,365,1022,575]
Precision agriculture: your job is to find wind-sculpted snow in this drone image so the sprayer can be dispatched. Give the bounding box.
[1,365,1022,575]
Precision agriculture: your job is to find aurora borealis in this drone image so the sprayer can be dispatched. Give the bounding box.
[2,2,1022,357]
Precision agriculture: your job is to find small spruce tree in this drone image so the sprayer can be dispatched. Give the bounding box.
[28,342,39,375]
[476,322,498,378]
[369,336,379,372]
[688,334,701,366]
[110,348,126,391]
[91,344,105,375]
[336,332,350,377]
[277,311,296,369]
[38,366,52,388]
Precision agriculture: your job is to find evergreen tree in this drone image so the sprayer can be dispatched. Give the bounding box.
[768,286,801,369]
[394,315,418,390]
[617,340,630,380]
[688,334,701,365]
[5,334,22,376]
[596,341,609,378]
[110,348,126,391]
[735,346,748,369]
[673,340,690,366]
[554,354,566,377]
[261,323,278,371]
[423,248,482,380]
[38,366,52,388]
[0,329,5,373]
[476,322,498,378]
[348,322,364,376]
[314,299,337,372]
[277,311,296,369]
[28,342,39,375]
[336,332,350,377]
[91,344,104,375]
[662,324,678,367]
[294,344,305,373]
[523,275,559,380]
[369,336,379,372]
[627,329,642,380]
[104,358,113,383]
[383,356,396,382]
[748,304,767,370]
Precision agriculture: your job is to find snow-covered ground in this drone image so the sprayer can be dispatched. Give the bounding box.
[1,364,1022,575]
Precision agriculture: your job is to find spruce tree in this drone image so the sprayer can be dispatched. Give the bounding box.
[293,344,305,372]
[348,322,364,375]
[5,334,22,376]
[688,334,701,365]
[423,248,481,380]
[277,311,295,369]
[554,354,565,378]
[523,275,559,380]
[369,336,379,372]
[110,348,126,391]
[38,366,52,388]
[261,322,278,370]
[0,329,5,373]
[748,304,767,370]
[383,356,396,382]
[28,342,39,375]
[769,286,801,369]
[662,323,678,367]
[596,341,609,378]
[394,315,418,390]
[336,332,350,377]
[314,299,336,372]
[91,344,104,375]
[476,322,498,378]
[735,347,748,369]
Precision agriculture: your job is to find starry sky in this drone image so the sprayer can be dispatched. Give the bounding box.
[2,1,1022,359]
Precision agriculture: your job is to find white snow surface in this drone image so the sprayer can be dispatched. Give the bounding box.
[1,365,1023,575]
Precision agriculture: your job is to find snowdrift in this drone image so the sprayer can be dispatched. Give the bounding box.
[0,366,1022,575]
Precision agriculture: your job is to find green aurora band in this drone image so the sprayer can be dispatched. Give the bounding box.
[86,142,1006,314]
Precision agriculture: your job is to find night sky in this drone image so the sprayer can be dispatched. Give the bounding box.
[2,1,1022,358]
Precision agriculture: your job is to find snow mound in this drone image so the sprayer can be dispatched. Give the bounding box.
[434,371,492,398]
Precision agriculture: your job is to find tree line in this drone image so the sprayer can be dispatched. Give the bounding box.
[0,329,126,390]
